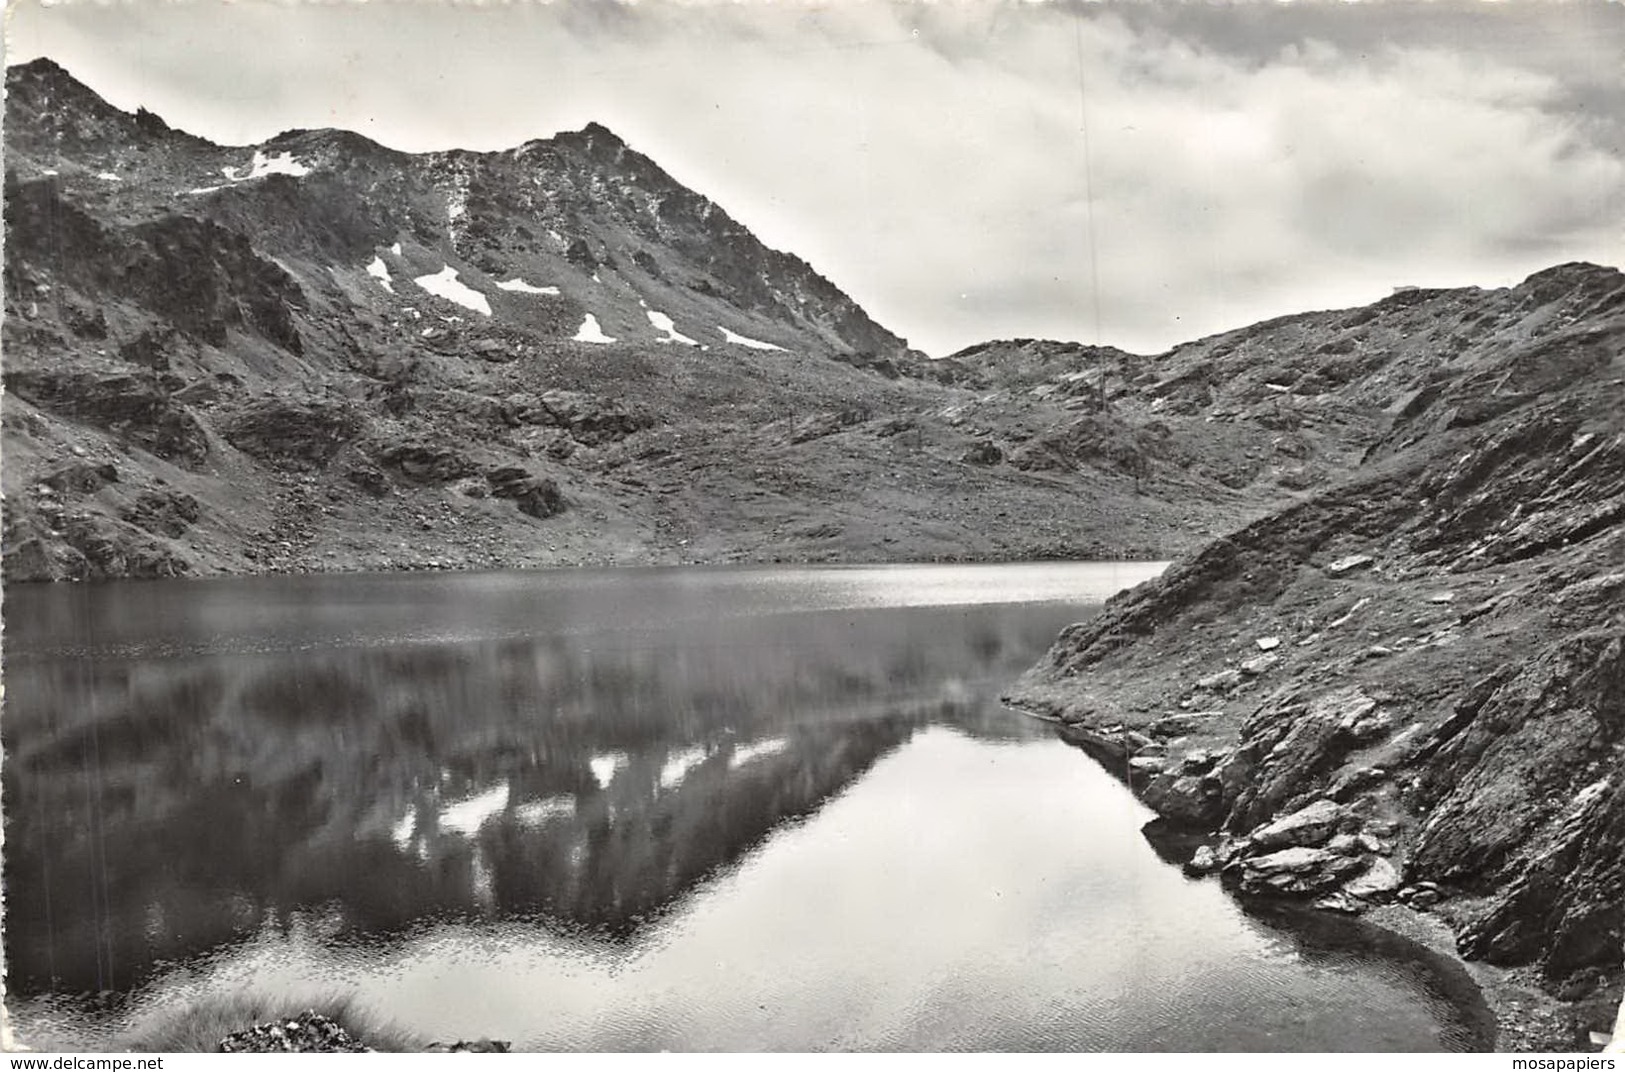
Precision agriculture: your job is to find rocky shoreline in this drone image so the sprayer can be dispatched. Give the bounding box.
[1002,261,1625,1053]
[1004,404,1624,1051]
[1010,700,1608,1052]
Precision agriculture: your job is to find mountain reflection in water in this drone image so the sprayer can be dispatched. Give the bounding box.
[3,566,1140,1000]
[3,563,1492,1052]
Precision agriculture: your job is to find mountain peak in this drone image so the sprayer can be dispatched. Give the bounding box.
[3,57,910,361]
[1515,260,1625,309]
[549,121,632,164]
[7,56,109,106]
[5,56,199,154]
[578,121,625,143]
[8,56,72,79]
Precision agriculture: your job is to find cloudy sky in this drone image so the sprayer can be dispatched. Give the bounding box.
[6,0,1624,355]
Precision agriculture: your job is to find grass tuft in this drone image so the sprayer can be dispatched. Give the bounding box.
[120,992,427,1053]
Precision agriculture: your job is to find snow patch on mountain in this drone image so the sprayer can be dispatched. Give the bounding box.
[446,185,468,222]
[96,171,120,182]
[719,326,786,352]
[390,242,402,256]
[647,310,698,346]
[573,314,616,344]
[366,256,394,293]
[413,266,491,315]
[496,278,560,296]
[222,150,312,182]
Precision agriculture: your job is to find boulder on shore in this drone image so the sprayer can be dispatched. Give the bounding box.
[1237,845,1365,896]
[1248,799,1350,851]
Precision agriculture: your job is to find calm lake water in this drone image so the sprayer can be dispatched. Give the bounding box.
[3,563,1493,1051]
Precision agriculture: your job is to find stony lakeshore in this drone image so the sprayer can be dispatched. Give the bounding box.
[1009,264,1625,1051]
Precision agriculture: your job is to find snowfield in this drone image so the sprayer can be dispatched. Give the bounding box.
[496,278,561,296]
[573,314,616,344]
[366,256,394,293]
[413,266,491,315]
[719,326,786,351]
[222,151,312,182]
[647,310,698,346]
[96,171,121,182]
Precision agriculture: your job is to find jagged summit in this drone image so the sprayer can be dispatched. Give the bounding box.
[3,58,912,363]
[6,57,186,155]
[7,55,85,92]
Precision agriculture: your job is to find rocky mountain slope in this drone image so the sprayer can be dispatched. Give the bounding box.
[1009,261,1625,1050]
[3,57,1321,582]
[11,60,1579,585]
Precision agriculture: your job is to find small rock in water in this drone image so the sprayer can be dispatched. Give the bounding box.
[1184,844,1220,876]
[428,1039,512,1053]
[219,1011,369,1053]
